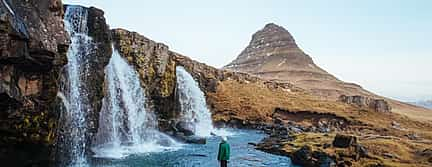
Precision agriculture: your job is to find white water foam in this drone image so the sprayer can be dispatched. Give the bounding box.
[92,47,181,159]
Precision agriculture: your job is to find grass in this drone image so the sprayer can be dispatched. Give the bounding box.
[208,79,432,166]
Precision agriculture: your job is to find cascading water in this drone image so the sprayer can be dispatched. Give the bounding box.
[175,66,217,137]
[2,0,15,16]
[60,6,93,167]
[92,46,180,159]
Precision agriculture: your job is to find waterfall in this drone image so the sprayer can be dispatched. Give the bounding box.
[92,46,180,159]
[2,0,15,16]
[175,66,216,137]
[60,6,93,167]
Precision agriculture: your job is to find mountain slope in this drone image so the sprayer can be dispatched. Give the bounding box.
[225,23,432,121]
[412,100,432,109]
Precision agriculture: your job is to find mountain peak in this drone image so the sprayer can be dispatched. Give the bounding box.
[225,23,309,72]
[263,22,284,30]
[225,23,344,97]
[250,23,298,49]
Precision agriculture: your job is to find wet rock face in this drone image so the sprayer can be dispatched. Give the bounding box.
[339,95,392,112]
[0,0,68,166]
[82,6,112,135]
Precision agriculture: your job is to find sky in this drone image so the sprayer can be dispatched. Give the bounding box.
[63,0,432,102]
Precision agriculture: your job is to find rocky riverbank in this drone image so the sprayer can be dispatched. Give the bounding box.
[252,110,432,167]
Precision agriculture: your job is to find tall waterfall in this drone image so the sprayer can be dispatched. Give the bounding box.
[92,47,180,159]
[61,6,93,167]
[175,66,215,137]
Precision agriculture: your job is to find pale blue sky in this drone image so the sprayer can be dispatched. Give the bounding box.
[63,0,432,101]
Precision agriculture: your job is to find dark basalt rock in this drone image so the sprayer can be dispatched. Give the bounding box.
[173,133,206,145]
[291,145,336,167]
[339,95,391,112]
[0,0,68,166]
[175,121,195,136]
[332,134,357,148]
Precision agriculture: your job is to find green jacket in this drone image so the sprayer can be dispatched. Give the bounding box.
[217,141,230,161]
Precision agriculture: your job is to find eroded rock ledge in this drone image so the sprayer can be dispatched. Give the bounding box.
[339,95,391,112]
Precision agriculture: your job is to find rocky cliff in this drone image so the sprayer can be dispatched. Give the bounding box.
[111,29,177,128]
[0,0,68,166]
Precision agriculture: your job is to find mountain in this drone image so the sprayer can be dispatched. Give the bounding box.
[225,23,374,99]
[225,23,432,120]
[412,100,432,109]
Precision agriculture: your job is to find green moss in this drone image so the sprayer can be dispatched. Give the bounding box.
[159,60,176,97]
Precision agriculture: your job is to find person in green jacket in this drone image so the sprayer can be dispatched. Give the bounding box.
[217,136,230,167]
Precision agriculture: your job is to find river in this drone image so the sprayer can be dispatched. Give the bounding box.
[90,129,296,167]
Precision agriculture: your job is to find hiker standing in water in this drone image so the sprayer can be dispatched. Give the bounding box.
[217,136,230,167]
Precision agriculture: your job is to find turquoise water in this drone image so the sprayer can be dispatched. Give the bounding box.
[90,129,295,167]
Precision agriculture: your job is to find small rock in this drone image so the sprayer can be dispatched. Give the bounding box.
[248,142,257,146]
[288,127,303,133]
[383,153,398,159]
[184,136,206,144]
[405,133,419,140]
[356,144,368,158]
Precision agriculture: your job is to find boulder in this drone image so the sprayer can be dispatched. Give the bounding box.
[291,145,315,167]
[175,134,206,144]
[175,121,195,136]
[184,136,206,144]
[291,145,335,167]
[332,134,357,148]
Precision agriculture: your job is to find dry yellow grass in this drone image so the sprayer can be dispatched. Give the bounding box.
[208,80,432,166]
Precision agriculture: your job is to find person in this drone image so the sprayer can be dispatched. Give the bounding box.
[217,136,230,167]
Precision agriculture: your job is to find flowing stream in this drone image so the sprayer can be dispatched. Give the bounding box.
[91,47,180,159]
[61,5,93,167]
[90,129,295,167]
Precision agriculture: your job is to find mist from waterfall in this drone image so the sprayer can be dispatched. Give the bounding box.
[61,5,93,167]
[92,46,180,159]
